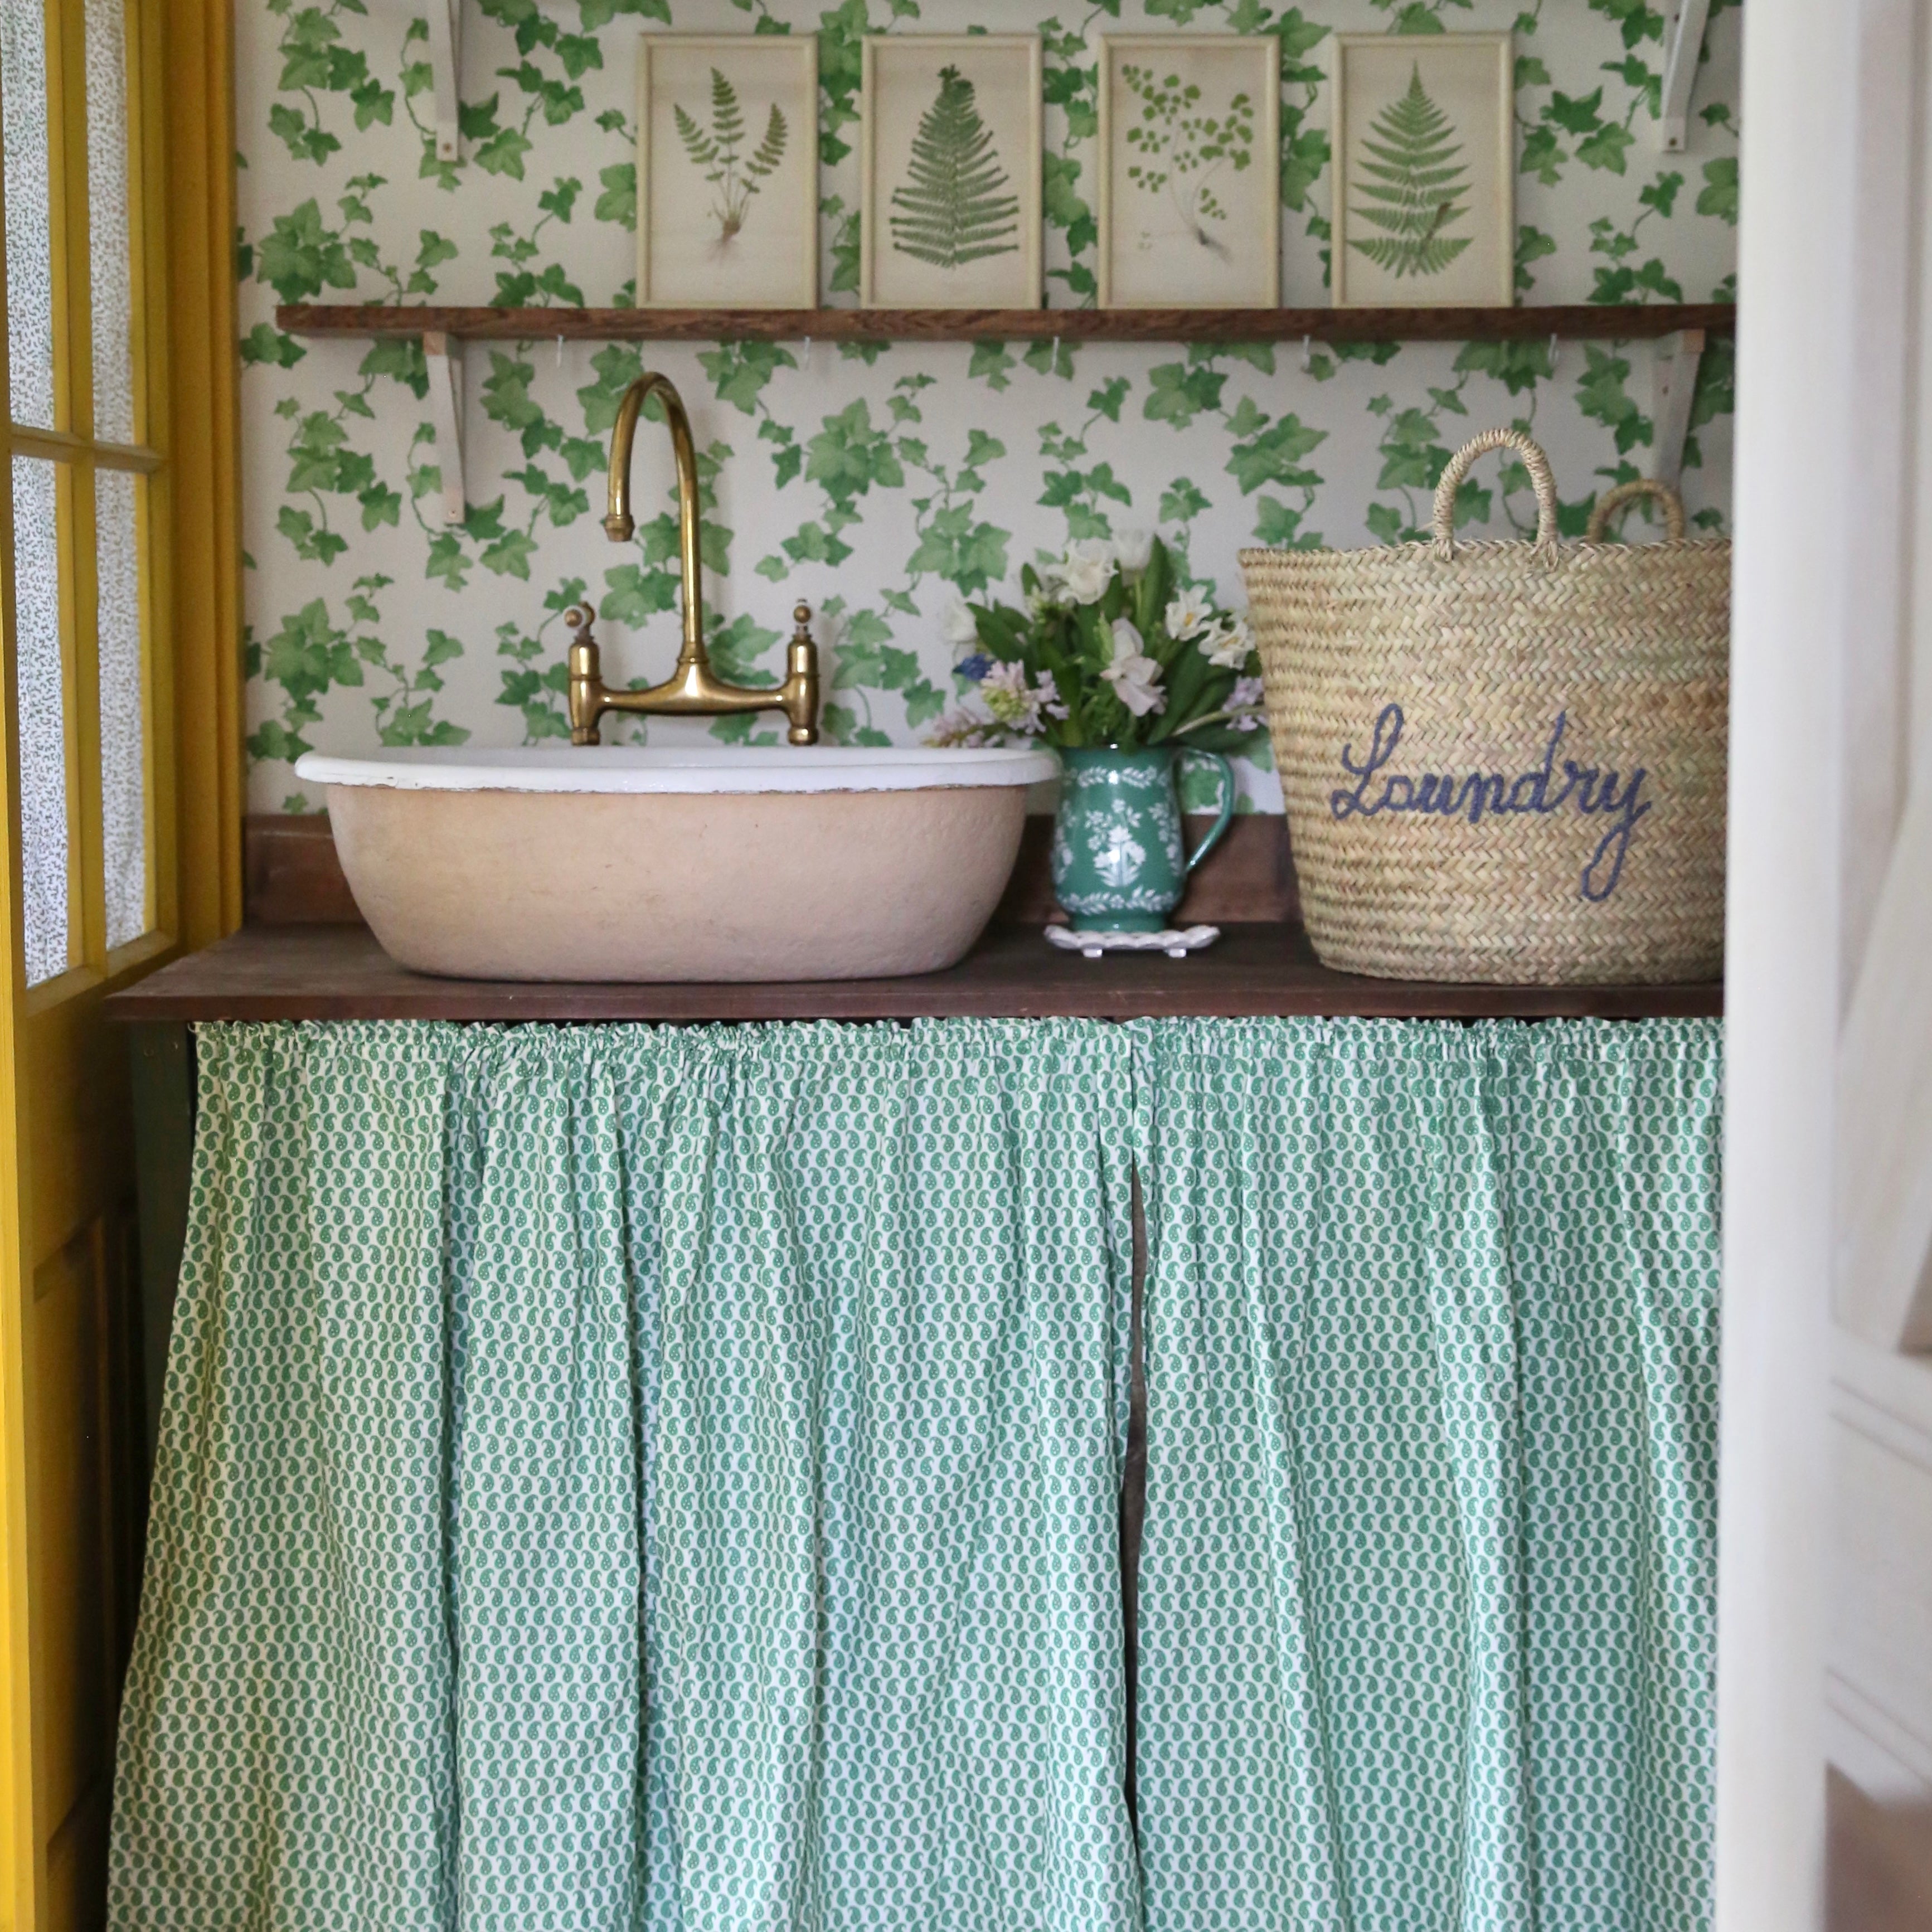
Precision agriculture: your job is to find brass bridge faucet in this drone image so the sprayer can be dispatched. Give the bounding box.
[566,372,819,745]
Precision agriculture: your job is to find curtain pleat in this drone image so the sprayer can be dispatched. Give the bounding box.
[1132,1018,1721,1932]
[109,1024,459,1925]
[444,1034,650,1928]
[108,1019,1141,1932]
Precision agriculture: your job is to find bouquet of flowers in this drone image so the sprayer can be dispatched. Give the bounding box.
[929,534,1268,754]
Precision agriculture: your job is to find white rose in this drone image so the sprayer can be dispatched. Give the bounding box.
[1111,528,1153,576]
[939,592,981,649]
[1058,538,1116,605]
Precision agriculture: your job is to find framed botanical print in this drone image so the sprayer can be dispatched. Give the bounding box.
[860,35,1042,310]
[1330,32,1513,309]
[637,35,818,309]
[1096,35,1280,310]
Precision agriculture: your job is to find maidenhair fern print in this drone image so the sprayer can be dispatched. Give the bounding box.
[1348,64,1472,280]
[674,68,789,247]
[1120,61,1256,260]
[889,66,1021,271]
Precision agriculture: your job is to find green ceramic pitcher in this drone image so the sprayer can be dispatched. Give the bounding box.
[1051,745,1236,933]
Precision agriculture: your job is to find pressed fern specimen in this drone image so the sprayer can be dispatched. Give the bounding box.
[1348,64,1472,279]
[889,66,1020,271]
[1120,62,1255,261]
[674,67,788,246]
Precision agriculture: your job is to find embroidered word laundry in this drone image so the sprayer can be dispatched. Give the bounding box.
[1328,704,1653,902]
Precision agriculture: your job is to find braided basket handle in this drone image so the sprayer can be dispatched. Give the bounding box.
[1431,428,1559,557]
[1585,477,1687,543]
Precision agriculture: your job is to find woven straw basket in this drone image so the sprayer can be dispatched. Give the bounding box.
[1240,428,1729,985]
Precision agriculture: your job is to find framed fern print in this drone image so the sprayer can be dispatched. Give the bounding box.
[860,36,1042,310]
[1096,36,1279,310]
[637,36,818,309]
[1331,33,1513,310]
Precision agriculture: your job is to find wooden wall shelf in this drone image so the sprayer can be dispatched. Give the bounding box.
[276,301,1735,346]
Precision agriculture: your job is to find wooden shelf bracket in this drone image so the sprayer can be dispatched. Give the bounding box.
[426,0,462,162]
[1651,328,1706,488]
[423,331,466,526]
[1656,0,1712,151]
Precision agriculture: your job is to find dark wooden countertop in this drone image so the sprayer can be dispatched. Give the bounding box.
[103,923,1724,1025]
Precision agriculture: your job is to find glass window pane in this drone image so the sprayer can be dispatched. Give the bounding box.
[95,467,143,945]
[12,457,70,984]
[84,0,133,443]
[2,0,56,428]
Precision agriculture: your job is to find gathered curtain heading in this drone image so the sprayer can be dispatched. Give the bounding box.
[108,1016,1720,1932]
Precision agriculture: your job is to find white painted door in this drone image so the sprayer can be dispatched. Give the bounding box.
[1723,3,1932,1929]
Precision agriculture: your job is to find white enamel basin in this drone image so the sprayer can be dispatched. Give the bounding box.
[293,745,1059,982]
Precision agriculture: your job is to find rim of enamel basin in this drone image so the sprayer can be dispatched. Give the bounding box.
[294,745,1061,795]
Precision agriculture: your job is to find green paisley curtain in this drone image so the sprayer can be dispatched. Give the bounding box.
[108,1015,1719,1932]
[1133,1018,1721,1932]
[109,1020,1142,1932]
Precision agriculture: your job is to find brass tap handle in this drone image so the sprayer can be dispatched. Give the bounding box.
[787,603,821,747]
[565,604,604,745]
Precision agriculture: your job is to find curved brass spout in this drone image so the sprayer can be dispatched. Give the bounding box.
[570,371,819,745]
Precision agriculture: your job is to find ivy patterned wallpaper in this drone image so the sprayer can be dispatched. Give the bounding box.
[239,0,1741,814]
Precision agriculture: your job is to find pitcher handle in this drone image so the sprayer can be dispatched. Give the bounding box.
[1177,749,1236,876]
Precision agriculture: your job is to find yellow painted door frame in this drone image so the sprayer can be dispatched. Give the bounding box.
[0,0,239,1915]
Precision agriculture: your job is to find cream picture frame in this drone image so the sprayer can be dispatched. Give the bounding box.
[637,34,819,309]
[1330,32,1514,310]
[1096,35,1280,311]
[860,35,1042,310]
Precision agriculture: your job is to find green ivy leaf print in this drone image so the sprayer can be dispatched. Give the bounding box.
[1697,155,1738,224]
[1348,65,1472,280]
[257,198,357,302]
[889,66,1021,270]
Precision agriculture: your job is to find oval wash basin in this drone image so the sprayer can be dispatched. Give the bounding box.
[292,745,1059,982]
